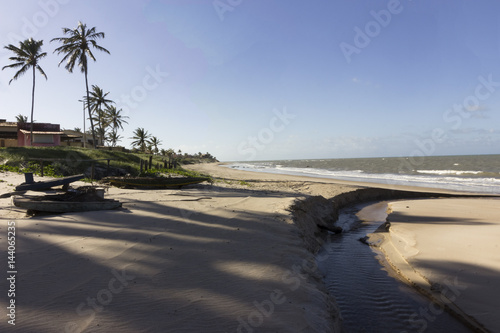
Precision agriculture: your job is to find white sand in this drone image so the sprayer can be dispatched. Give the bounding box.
[2,164,499,332]
[0,169,345,332]
[375,198,500,332]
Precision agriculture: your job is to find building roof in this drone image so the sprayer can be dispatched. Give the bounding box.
[0,122,18,127]
[19,129,65,135]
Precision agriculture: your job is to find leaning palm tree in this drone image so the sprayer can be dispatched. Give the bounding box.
[2,38,47,146]
[51,22,110,148]
[130,127,151,153]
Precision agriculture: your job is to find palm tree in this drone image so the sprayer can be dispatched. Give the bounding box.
[106,106,128,132]
[93,111,111,146]
[2,38,47,146]
[130,127,151,152]
[104,105,128,147]
[51,22,110,148]
[86,85,113,145]
[150,136,162,155]
[15,114,28,123]
[107,131,122,147]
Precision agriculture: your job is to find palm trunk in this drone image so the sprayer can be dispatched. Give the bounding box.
[85,68,97,149]
[30,66,35,147]
[98,110,103,146]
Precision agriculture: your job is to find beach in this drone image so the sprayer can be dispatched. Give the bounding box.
[371,198,500,332]
[1,163,498,332]
[1,167,347,333]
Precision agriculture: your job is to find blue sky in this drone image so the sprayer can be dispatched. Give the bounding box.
[1,0,500,161]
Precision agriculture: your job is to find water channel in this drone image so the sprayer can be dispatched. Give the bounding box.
[317,202,474,333]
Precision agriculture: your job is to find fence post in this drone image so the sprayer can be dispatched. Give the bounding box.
[149,155,153,170]
[107,159,110,176]
[40,160,44,177]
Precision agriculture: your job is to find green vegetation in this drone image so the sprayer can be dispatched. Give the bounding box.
[0,146,214,179]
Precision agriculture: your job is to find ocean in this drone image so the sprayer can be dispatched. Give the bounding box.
[226,154,500,194]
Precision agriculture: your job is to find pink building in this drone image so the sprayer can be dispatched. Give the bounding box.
[17,123,64,147]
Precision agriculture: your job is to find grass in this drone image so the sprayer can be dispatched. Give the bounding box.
[0,146,210,180]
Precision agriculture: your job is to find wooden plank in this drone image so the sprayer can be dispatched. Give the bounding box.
[13,197,121,213]
[15,174,85,191]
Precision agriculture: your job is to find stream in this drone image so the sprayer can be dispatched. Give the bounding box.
[317,201,473,333]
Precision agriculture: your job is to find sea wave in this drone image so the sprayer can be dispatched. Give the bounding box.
[227,163,500,194]
[416,170,483,175]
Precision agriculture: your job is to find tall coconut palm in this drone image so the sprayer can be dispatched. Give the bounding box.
[130,127,151,152]
[2,38,47,146]
[86,85,113,145]
[51,22,110,148]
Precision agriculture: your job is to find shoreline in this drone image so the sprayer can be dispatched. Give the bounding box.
[1,164,498,332]
[368,198,500,333]
[189,163,500,332]
[219,161,500,196]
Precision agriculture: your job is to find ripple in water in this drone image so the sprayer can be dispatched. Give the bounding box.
[317,202,473,333]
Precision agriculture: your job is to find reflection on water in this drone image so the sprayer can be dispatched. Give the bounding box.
[317,202,472,333]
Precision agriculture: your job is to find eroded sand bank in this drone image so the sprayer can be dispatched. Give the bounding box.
[371,198,500,332]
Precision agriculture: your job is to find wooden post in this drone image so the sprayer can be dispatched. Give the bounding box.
[40,160,44,177]
[24,173,34,184]
[149,155,153,170]
[107,159,110,176]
